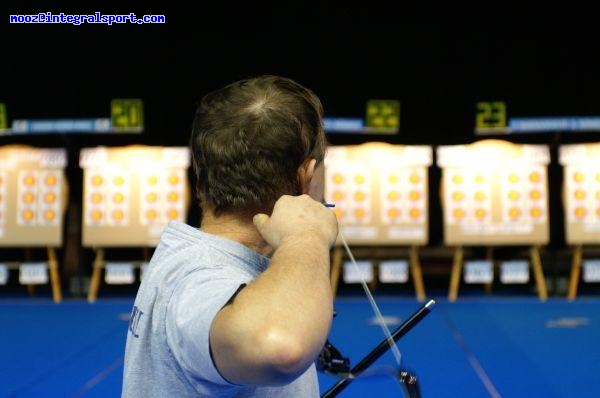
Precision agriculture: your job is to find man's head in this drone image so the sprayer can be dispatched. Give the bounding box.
[190,75,327,218]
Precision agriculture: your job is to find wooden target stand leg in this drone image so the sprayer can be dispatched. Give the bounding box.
[47,247,62,303]
[26,283,36,295]
[330,245,426,301]
[409,245,426,301]
[87,247,152,303]
[448,246,463,302]
[331,246,377,298]
[567,245,583,301]
[530,245,548,301]
[87,248,105,303]
[449,246,547,301]
[329,246,377,296]
[21,248,62,303]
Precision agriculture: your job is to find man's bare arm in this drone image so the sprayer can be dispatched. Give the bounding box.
[210,195,338,386]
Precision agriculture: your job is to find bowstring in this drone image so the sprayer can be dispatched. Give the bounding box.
[339,231,402,366]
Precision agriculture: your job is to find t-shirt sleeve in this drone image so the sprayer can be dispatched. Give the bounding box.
[165,271,246,386]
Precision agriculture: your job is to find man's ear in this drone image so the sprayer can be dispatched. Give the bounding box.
[297,158,317,194]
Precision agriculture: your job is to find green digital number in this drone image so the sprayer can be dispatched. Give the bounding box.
[0,103,7,130]
[366,99,400,130]
[111,99,144,131]
[476,102,506,129]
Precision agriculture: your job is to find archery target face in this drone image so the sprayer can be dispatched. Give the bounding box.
[565,168,600,224]
[17,170,63,226]
[380,168,427,225]
[0,146,67,246]
[85,170,130,226]
[444,166,547,227]
[80,146,190,247]
[560,143,600,244]
[327,166,372,225]
[139,169,186,226]
[325,144,431,245]
[438,141,550,245]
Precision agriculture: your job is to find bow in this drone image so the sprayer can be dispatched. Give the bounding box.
[318,228,435,398]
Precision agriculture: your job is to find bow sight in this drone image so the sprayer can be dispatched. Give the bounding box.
[318,299,435,398]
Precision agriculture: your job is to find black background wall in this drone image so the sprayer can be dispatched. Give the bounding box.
[3,11,600,292]
[4,14,600,146]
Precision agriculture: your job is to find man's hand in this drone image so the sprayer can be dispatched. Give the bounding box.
[253,195,338,250]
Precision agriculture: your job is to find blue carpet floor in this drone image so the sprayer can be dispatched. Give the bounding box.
[1,296,598,397]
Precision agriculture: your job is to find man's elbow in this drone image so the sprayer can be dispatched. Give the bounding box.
[258,329,317,384]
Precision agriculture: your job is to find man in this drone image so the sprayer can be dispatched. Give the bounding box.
[122,75,338,397]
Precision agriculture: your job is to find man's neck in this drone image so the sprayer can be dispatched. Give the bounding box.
[200,208,273,258]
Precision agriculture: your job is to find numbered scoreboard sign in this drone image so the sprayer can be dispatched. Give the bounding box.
[438,140,550,245]
[475,102,507,131]
[19,263,49,285]
[559,143,600,244]
[583,260,600,283]
[0,103,7,130]
[464,260,494,284]
[80,146,190,247]
[0,146,67,246]
[366,99,400,133]
[0,263,8,285]
[111,99,143,132]
[105,262,135,284]
[325,143,432,245]
[343,260,374,283]
[379,260,409,283]
[500,260,530,284]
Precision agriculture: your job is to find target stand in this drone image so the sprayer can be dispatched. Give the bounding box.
[0,146,67,303]
[87,247,152,302]
[567,245,600,300]
[437,141,551,302]
[330,245,426,301]
[447,245,547,302]
[324,144,432,302]
[559,144,600,300]
[79,146,191,302]
[1,248,62,303]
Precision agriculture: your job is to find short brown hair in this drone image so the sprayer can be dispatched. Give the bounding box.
[190,75,326,217]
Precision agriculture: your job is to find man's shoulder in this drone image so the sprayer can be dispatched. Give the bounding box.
[161,221,203,242]
[160,221,234,249]
[156,222,211,254]
[153,221,263,281]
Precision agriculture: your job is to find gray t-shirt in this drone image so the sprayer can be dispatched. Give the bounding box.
[122,221,319,397]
